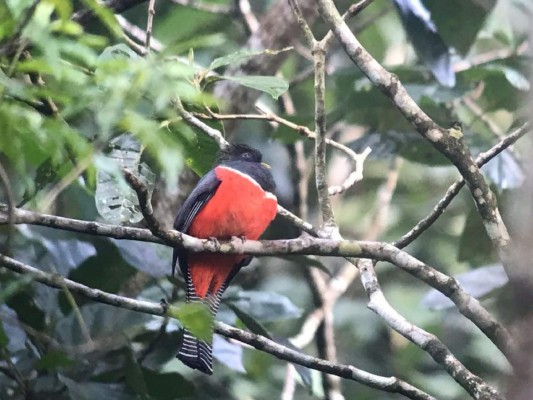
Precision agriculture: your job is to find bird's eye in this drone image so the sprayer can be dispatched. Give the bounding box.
[242,152,252,159]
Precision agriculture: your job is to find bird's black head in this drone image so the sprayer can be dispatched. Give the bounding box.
[215,143,275,192]
[216,143,263,165]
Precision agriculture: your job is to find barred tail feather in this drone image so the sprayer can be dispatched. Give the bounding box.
[177,329,213,375]
[177,269,232,374]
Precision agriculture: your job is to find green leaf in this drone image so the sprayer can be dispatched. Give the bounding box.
[0,275,33,304]
[212,335,245,373]
[143,368,195,399]
[124,349,148,397]
[457,208,494,265]
[60,375,131,400]
[218,75,289,99]
[98,44,139,62]
[209,47,291,71]
[112,240,170,278]
[94,134,155,224]
[54,303,149,347]
[227,304,313,391]
[226,303,271,339]
[348,131,449,165]
[79,0,121,38]
[274,336,313,391]
[0,320,8,348]
[169,303,212,342]
[35,350,75,371]
[0,305,27,351]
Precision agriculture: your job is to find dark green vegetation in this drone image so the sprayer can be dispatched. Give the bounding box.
[0,0,530,399]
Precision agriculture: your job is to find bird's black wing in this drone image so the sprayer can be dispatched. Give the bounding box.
[172,170,221,277]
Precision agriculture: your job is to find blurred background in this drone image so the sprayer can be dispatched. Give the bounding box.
[0,0,531,399]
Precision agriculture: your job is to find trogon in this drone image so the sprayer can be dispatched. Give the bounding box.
[172,143,277,374]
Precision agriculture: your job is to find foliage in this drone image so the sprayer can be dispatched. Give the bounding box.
[0,0,530,399]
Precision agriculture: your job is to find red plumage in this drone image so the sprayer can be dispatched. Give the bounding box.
[172,144,277,374]
[187,166,277,297]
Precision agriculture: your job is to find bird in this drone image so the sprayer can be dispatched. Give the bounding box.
[172,143,278,374]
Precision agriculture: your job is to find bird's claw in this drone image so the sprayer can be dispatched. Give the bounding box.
[232,235,247,243]
[160,298,169,312]
[208,236,220,247]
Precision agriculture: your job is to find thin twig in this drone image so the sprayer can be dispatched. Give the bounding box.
[194,108,371,197]
[287,0,317,48]
[322,0,375,49]
[145,0,156,53]
[116,15,163,54]
[173,97,229,150]
[238,0,259,35]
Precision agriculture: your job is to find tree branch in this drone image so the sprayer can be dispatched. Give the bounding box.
[357,259,504,400]
[0,204,513,358]
[317,0,513,273]
[0,253,435,400]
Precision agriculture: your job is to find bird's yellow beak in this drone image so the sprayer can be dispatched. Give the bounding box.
[261,162,271,169]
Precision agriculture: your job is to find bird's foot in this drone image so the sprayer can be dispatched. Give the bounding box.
[232,235,247,243]
[208,236,220,248]
[160,298,169,312]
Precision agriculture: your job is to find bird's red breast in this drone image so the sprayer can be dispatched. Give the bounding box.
[187,165,277,298]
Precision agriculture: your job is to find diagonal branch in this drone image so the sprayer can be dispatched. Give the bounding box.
[395,122,529,249]
[357,259,504,400]
[317,0,513,273]
[0,253,435,400]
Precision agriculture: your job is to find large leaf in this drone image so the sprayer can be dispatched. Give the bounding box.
[142,368,195,399]
[0,304,27,352]
[35,350,75,371]
[212,334,245,373]
[112,239,171,278]
[217,75,289,100]
[457,208,495,265]
[168,303,212,342]
[227,303,312,390]
[54,303,149,348]
[94,134,155,224]
[421,264,508,310]
[274,336,313,391]
[424,0,497,55]
[225,290,302,322]
[481,149,524,190]
[60,375,131,400]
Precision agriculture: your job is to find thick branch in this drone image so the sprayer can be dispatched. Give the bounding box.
[395,122,529,249]
[0,253,435,400]
[357,259,504,400]
[0,206,513,359]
